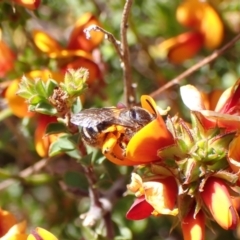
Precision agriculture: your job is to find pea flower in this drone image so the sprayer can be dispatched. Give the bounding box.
[32,13,104,86]
[150,0,224,63]
[0,40,16,78]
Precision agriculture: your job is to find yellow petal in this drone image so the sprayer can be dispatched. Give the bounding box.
[12,0,40,10]
[32,30,63,54]
[27,227,58,240]
[201,177,239,230]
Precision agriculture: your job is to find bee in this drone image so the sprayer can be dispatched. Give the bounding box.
[70,106,155,155]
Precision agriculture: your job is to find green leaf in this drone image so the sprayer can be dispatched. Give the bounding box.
[45,122,68,135]
[66,149,82,160]
[72,96,82,114]
[46,79,58,97]
[80,152,93,165]
[16,89,33,99]
[48,140,64,157]
[29,94,46,105]
[64,171,88,189]
[35,79,47,98]
[57,135,77,150]
[35,102,58,115]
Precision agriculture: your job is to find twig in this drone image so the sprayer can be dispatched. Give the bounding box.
[84,25,122,60]
[150,32,240,99]
[120,0,135,106]
[0,158,49,191]
[84,0,135,106]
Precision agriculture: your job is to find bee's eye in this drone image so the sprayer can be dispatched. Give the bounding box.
[128,107,154,126]
[129,108,142,121]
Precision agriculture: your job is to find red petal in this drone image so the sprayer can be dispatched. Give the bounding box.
[126,197,154,220]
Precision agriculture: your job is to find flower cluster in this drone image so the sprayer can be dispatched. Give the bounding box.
[102,81,240,239]
[150,0,224,63]
[0,208,58,240]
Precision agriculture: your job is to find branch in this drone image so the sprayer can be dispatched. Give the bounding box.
[150,32,240,99]
[0,158,49,191]
[84,25,122,60]
[120,0,135,106]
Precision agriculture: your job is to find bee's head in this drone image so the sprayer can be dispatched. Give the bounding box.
[127,106,155,126]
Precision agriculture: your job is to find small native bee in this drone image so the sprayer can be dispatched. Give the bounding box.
[70,106,155,155]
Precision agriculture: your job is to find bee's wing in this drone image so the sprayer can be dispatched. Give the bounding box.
[70,107,126,128]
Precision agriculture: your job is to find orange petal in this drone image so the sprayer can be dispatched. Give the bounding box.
[167,32,203,64]
[126,115,174,163]
[32,30,63,54]
[201,177,239,230]
[5,80,33,118]
[67,13,103,51]
[12,0,40,10]
[0,209,17,237]
[35,115,57,157]
[0,40,16,78]
[1,221,27,240]
[176,0,223,49]
[104,143,143,166]
[182,209,205,240]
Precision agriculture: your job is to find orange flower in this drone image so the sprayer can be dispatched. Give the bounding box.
[180,82,240,130]
[150,31,204,66]
[200,177,239,230]
[182,209,205,240]
[0,40,16,78]
[11,0,41,10]
[0,208,17,237]
[0,209,28,240]
[35,114,58,157]
[103,95,174,165]
[32,13,103,85]
[176,0,223,49]
[126,173,178,219]
[154,0,224,63]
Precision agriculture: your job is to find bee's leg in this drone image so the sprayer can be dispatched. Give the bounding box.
[102,125,125,133]
[102,132,118,154]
